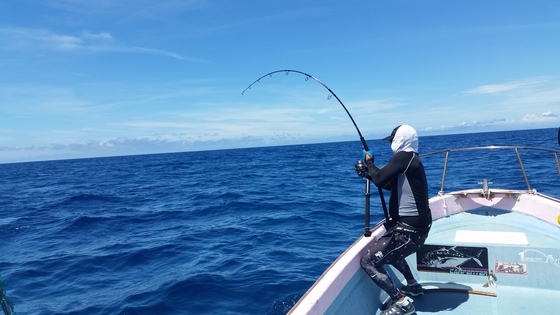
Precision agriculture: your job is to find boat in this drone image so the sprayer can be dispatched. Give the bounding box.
[288,143,560,314]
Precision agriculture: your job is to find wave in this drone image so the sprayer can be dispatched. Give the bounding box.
[60,193,124,205]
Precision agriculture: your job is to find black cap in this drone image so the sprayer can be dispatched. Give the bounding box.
[382,125,402,142]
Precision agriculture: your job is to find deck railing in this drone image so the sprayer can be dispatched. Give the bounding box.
[420,146,560,195]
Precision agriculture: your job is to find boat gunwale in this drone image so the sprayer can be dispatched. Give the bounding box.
[287,220,386,314]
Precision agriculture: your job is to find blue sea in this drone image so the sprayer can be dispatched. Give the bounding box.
[1,128,559,315]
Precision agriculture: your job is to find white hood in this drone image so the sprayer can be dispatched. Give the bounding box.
[390,125,419,153]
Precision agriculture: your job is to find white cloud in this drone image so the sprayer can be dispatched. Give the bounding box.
[522,112,559,123]
[0,27,95,51]
[0,26,189,60]
[82,31,114,41]
[465,77,550,94]
[0,132,321,163]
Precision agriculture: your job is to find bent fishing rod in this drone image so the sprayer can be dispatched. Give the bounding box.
[243,69,388,236]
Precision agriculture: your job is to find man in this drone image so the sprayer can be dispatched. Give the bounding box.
[360,125,432,315]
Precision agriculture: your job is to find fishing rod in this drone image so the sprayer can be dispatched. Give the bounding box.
[243,69,389,236]
[243,70,370,151]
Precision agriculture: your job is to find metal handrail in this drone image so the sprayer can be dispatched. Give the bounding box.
[420,146,560,195]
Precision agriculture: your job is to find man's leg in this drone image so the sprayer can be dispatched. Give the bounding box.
[389,232,422,280]
[390,232,429,296]
[360,234,402,301]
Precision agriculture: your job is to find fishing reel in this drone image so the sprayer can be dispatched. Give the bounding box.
[354,160,369,179]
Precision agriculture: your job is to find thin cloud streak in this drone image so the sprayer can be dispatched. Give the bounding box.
[0,27,192,60]
[465,77,552,94]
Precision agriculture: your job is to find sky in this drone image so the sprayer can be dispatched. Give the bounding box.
[1,0,560,163]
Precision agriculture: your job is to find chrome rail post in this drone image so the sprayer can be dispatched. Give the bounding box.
[555,152,560,177]
[515,148,532,191]
[439,150,450,195]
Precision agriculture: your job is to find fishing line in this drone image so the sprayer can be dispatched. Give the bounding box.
[243,69,389,236]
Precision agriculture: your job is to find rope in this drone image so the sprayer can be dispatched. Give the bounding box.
[424,287,497,297]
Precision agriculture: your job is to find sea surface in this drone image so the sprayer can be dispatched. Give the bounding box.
[1,128,559,315]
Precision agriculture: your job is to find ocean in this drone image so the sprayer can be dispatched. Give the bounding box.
[1,128,559,315]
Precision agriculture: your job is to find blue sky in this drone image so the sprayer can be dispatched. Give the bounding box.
[1,0,559,163]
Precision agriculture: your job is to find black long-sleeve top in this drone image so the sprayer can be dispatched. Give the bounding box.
[366,151,432,229]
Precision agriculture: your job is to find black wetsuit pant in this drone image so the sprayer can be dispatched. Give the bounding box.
[361,230,428,301]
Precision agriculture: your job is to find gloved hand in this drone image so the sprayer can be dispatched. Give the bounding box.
[362,150,374,162]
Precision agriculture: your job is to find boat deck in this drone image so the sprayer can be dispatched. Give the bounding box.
[391,206,560,315]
